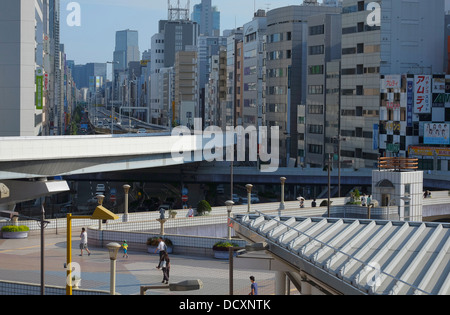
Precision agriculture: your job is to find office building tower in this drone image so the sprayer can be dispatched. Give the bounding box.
[241,10,267,131]
[150,19,199,125]
[175,49,198,127]
[304,13,341,167]
[265,3,341,166]
[72,63,107,89]
[0,0,60,136]
[192,0,220,36]
[340,0,445,169]
[225,28,244,128]
[113,29,140,100]
[197,35,227,125]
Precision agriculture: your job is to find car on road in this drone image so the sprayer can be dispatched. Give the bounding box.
[96,184,105,192]
[232,194,240,204]
[216,184,224,194]
[158,204,172,213]
[250,193,260,203]
[137,128,147,134]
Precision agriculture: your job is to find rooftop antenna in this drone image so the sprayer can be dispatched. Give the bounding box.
[168,0,190,21]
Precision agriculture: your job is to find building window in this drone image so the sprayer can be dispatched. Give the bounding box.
[308,65,324,75]
[309,45,324,55]
[308,85,324,95]
[309,25,324,36]
[308,105,324,114]
[308,144,323,154]
[308,125,324,134]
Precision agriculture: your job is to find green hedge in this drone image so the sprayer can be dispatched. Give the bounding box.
[212,241,240,251]
[196,200,212,216]
[1,225,29,232]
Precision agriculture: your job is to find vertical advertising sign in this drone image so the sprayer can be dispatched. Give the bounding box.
[406,79,414,127]
[373,124,379,150]
[36,68,44,110]
[414,75,431,114]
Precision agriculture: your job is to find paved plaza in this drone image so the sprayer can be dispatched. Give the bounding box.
[0,230,278,295]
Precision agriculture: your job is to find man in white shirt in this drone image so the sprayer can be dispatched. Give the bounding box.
[155,237,166,269]
[80,227,91,256]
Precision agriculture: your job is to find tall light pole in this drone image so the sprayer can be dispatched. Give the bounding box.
[280,177,286,210]
[106,242,121,295]
[123,184,131,222]
[225,200,234,240]
[245,184,253,213]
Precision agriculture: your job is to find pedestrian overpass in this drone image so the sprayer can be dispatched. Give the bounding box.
[232,211,450,295]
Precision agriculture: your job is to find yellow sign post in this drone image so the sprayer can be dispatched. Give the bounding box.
[66,206,119,295]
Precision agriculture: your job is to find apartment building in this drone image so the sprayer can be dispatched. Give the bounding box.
[340,0,445,169]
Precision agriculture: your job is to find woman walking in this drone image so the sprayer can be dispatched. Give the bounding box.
[161,252,171,284]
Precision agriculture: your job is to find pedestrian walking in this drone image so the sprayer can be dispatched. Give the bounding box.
[122,240,129,258]
[361,194,367,207]
[161,252,171,284]
[248,276,258,295]
[187,206,194,217]
[311,199,317,207]
[155,237,167,269]
[299,197,305,208]
[79,228,91,256]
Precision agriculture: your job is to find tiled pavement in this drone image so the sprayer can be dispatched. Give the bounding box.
[0,231,276,295]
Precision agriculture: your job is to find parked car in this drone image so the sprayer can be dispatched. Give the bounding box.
[137,128,147,134]
[250,193,260,203]
[96,184,105,192]
[158,204,172,212]
[216,184,224,194]
[232,194,240,204]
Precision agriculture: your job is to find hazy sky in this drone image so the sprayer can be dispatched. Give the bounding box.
[60,0,300,65]
[61,0,450,65]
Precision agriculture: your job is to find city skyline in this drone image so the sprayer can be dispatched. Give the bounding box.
[60,0,311,64]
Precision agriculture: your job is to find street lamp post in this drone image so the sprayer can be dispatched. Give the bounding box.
[106,242,121,295]
[245,184,253,213]
[96,194,105,230]
[225,200,234,240]
[280,177,286,210]
[123,184,131,222]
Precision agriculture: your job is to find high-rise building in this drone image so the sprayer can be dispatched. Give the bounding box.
[192,0,220,36]
[264,3,341,166]
[225,28,244,128]
[113,29,140,72]
[113,29,140,101]
[72,63,107,89]
[304,13,341,167]
[150,18,199,125]
[197,35,227,125]
[175,49,198,127]
[340,0,445,169]
[241,10,267,131]
[0,0,62,136]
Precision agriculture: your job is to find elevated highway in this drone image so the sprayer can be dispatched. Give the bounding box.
[0,133,211,180]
